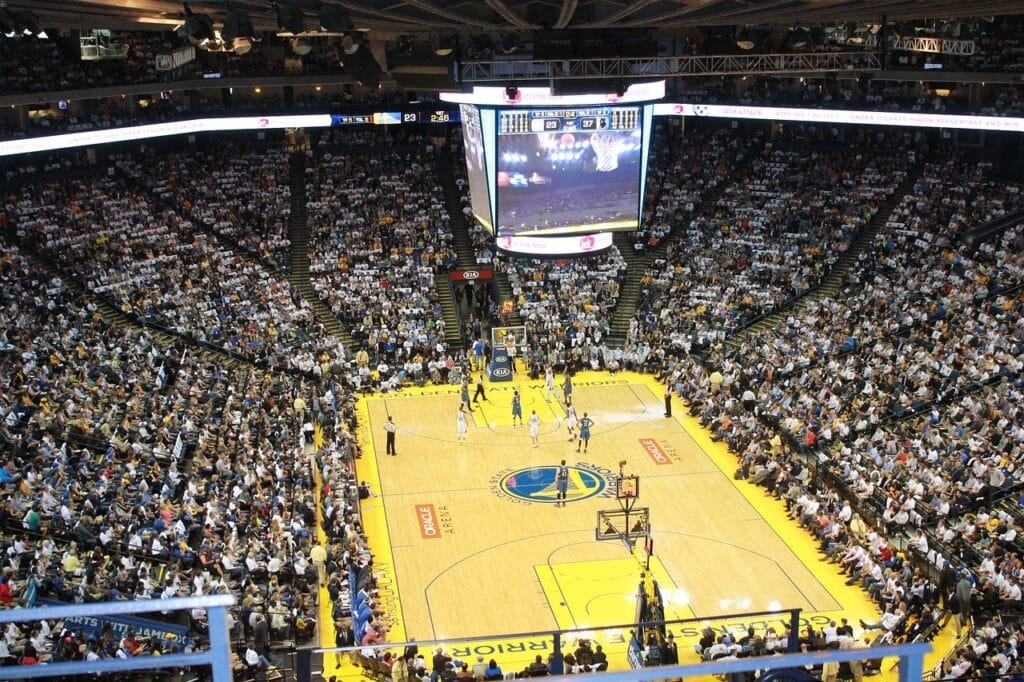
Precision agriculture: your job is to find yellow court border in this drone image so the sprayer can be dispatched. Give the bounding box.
[318,370,953,681]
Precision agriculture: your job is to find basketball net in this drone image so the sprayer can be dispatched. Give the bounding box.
[589,133,625,172]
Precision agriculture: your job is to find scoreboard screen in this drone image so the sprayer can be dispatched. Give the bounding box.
[495,105,646,237]
[459,104,495,233]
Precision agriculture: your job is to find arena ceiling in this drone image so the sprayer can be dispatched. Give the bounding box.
[9,0,1024,34]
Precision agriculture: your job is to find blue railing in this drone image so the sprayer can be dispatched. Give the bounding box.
[324,613,929,680]
[0,594,235,680]
[576,642,931,682]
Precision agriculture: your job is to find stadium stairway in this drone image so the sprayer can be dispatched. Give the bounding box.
[286,152,358,353]
[606,233,653,346]
[433,273,466,350]
[724,157,927,348]
[437,150,478,269]
[434,151,473,350]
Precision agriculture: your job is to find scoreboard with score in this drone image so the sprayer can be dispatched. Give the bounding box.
[499,107,640,134]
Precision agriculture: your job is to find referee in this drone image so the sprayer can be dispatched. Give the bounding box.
[384,415,397,456]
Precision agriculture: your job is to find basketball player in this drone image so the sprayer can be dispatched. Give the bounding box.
[544,366,556,402]
[460,379,473,412]
[562,373,574,406]
[511,390,523,427]
[565,403,578,442]
[555,459,569,507]
[576,412,594,453]
[505,333,517,374]
[529,410,540,447]
[456,405,468,442]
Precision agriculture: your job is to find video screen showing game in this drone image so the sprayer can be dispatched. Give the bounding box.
[496,106,643,236]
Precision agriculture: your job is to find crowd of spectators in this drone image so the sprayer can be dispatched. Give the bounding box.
[117,141,293,270]
[631,125,759,249]
[501,248,626,358]
[6,173,339,372]
[0,243,328,666]
[642,153,1024,665]
[634,140,914,345]
[305,140,458,380]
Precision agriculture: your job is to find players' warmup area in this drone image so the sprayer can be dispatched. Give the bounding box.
[326,371,889,678]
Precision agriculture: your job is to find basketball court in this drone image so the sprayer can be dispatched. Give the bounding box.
[319,370,931,680]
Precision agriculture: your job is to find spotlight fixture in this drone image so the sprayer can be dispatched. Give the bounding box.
[501,33,520,54]
[274,2,305,35]
[735,27,755,50]
[181,3,214,43]
[0,9,15,38]
[505,85,518,99]
[846,22,865,44]
[787,27,809,49]
[435,35,456,57]
[18,11,45,38]
[319,4,353,32]
[290,36,312,55]
[221,9,256,54]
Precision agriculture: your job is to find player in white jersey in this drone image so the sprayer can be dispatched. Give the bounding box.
[456,405,468,441]
[529,410,540,447]
[544,366,556,402]
[565,404,578,442]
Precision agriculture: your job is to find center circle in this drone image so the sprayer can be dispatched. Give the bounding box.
[500,466,606,504]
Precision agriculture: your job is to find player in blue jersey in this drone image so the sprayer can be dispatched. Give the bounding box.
[556,459,569,507]
[576,412,594,453]
[511,390,523,426]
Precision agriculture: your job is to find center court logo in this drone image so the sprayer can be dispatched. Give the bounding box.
[494,464,615,504]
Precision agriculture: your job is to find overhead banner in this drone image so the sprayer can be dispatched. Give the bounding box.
[652,102,1024,133]
[154,45,196,73]
[31,598,191,644]
[0,114,332,157]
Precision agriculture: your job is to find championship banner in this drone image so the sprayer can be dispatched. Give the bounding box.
[450,268,493,281]
[488,349,513,382]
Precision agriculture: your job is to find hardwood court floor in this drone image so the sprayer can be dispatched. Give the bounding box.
[319,371,947,680]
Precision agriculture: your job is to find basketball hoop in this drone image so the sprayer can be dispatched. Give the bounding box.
[589,132,626,172]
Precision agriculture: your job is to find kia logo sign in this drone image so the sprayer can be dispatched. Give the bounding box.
[461,270,479,280]
[492,368,511,377]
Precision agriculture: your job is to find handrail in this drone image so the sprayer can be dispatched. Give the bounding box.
[961,207,1024,247]
[0,594,235,681]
